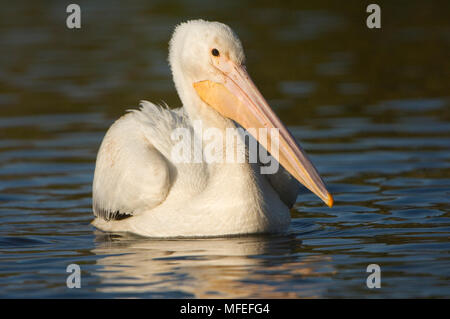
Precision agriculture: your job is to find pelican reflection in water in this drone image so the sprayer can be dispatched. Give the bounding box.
[92,20,332,237]
[92,233,335,298]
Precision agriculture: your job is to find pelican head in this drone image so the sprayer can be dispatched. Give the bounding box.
[168,20,333,208]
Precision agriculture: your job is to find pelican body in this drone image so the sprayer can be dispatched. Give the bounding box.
[92,20,332,237]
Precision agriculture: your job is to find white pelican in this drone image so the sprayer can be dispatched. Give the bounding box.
[92,19,333,237]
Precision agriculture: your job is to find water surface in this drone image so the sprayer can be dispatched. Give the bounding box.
[0,1,449,298]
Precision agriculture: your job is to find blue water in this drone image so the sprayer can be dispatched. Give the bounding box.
[0,1,449,298]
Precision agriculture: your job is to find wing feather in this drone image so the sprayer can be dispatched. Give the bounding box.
[93,102,179,220]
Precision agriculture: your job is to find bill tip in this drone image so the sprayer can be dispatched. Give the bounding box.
[326,193,334,208]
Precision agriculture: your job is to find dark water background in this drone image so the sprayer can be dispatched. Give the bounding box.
[0,0,449,298]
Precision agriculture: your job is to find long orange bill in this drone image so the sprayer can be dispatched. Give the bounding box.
[194,58,333,207]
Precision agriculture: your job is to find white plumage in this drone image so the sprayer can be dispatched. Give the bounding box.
[92,20,331,237]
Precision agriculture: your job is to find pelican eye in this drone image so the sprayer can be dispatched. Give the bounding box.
[211,48,220,57]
